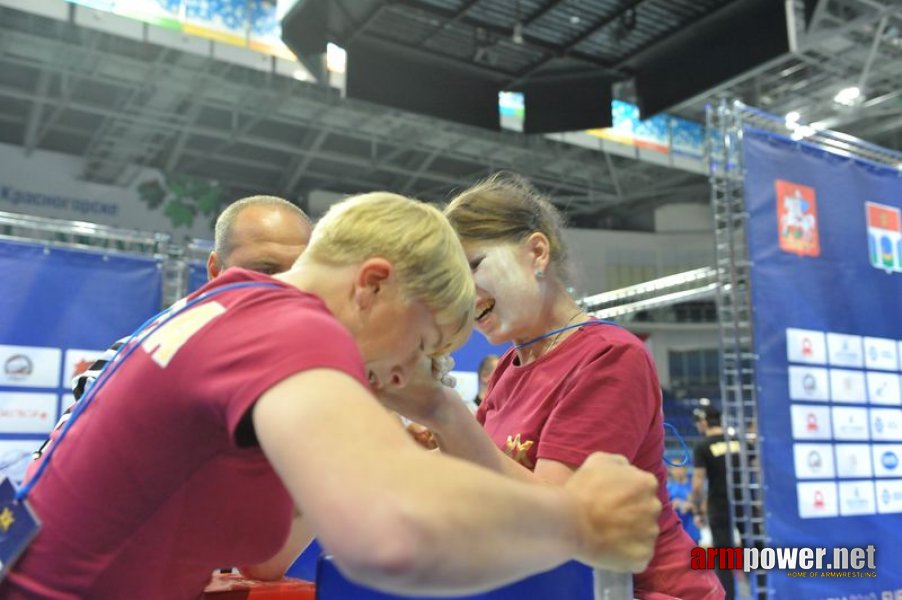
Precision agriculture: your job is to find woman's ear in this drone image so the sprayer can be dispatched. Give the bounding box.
[525,232,551,274]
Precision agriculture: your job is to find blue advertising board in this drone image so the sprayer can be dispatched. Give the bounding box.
[744,127,902,597]
[0,240,162,484]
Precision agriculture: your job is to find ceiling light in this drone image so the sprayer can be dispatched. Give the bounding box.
[834,86,861,106]
[326,42,347,74]
[512,22,524,44]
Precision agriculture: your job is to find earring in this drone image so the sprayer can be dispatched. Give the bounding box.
[535,270,544,279]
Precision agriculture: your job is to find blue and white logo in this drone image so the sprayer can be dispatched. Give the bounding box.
[882,451,899,471]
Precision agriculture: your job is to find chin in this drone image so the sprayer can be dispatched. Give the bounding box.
[477,326,509,347]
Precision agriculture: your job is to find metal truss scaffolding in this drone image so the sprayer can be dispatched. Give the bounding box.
[707,99,769,598]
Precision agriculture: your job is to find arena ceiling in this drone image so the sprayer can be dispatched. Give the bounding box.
[0,0,899,231]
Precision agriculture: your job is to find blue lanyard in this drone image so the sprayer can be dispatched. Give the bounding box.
[17,281,281,501]
[513,318,620,350]
[511,318,691,467]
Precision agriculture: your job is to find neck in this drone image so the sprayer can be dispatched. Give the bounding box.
[275,260,357,326]
[707,426,723,436]
[514,297,585,365]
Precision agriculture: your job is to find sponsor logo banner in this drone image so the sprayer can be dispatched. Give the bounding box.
[870,409,902,442]
[834,444,873,479]
[797,481,838,518]
[0,392,57,434]
[786,328,827,365]
[863,337,899,371]
[791,404,832,440]
[0,345,61,388]
[794,443,836,479]
[827,333,865,368]
[830,369,867,403]
[776,180,820,257]
[832,407,870,441]
[872,444,902,478]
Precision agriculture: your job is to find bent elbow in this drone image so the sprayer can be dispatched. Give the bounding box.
[330,505,438,590]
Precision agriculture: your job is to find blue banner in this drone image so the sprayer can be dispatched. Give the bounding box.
[744,128,902,597]
[0,240,162,484]
[188,261,208,294]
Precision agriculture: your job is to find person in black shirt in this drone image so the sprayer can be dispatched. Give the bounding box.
[691,406,742,599]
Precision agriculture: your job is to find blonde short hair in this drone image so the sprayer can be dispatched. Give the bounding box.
[307,192,475,353]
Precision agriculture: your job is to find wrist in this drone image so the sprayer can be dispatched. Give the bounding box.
[420,388,467,432]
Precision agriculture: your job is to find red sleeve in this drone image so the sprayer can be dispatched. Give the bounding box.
[536,338,661,466]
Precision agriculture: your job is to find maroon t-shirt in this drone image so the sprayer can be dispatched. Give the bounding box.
[477,321,723,600]
[3,269,367,600]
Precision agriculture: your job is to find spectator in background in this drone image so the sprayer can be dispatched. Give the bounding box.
[692,406,742,599]
[472,353,499,410]
[5,192,663,599]
[666,464,700,544]
[29,195,313,467]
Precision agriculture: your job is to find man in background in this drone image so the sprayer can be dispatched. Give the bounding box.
[31,194,313,462]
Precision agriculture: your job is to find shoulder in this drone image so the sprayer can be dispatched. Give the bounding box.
[571,322,654,367]
[579,321,648,348]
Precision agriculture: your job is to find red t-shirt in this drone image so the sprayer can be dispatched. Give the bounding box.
[477,321,723,600]
[3,269,367,600]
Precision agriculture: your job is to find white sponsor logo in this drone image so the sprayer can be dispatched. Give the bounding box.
[829,369,866,403]
[871,444,902,477]
[788,366,830,401]
[827,333,864,368]
[0,392,57,434]
[863,337,898,371]
[787,328,827,365]
[62,348,106,388]
[794,443,835,479]
[832,407,870,440]
[838,480,876,516]
[869,408,902,441]
[797,481,838,518]
[834,444,873,478]
[791,404,832,440]
[0,344,61,388]
[867,371,902,405]
[875,479,902,514]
